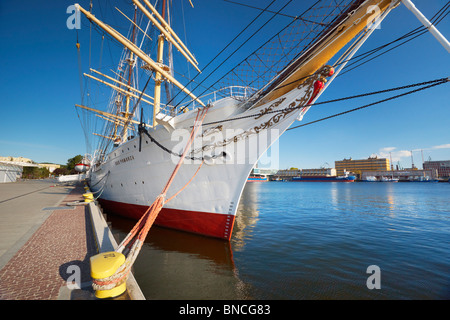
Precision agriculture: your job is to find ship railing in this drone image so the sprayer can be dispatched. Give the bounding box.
[157,86,257,116]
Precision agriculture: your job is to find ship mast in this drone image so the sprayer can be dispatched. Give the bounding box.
[75,2,205,121]
[153,0,167,127]
[121,7,138,141]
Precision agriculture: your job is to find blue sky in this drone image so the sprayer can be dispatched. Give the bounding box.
[0,0,449,169]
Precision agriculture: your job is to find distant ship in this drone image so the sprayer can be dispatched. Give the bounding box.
[247,174,268,182]
[380,176,399,182]
[292,171,355,182]
[408,176,438,182]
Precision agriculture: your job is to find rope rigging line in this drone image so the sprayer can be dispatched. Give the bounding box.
[198,77,449,127]
[135,77,448,160]
[134,77,448,161]
[195,0,360,109]
[80,1,448,157]
[223,0,326,25]
[173,0,448,113]
[286,78,449,131]
[168,0,282,110]
[75,31,95,156]
[168,0,286,112]
[252,1,449,94]
[175,0,326,112]
[337,2,450,77]
[138,107,226,161]
[89,171,111,201]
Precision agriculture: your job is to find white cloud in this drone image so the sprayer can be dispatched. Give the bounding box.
[377,147,411,162]
[431,143,450,150]
[377,143,450,166]
[413,143,450,152]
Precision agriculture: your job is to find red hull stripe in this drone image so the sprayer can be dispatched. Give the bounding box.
[97,198,235,241]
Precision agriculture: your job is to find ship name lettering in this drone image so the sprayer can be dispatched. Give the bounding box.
[115,155,135,166]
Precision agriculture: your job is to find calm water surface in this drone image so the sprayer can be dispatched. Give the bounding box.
[108,181,450,299]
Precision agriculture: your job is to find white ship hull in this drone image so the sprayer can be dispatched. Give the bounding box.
[88,73,326,240]
[81,0,398,241]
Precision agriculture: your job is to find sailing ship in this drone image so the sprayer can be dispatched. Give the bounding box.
[73,0,449,240]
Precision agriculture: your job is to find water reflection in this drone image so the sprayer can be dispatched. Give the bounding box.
[329,182,397,216]
[232,182,261,250]
[106,209,252,299]
[104,181,450,299]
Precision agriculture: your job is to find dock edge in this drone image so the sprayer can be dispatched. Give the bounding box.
[88,201,146,300]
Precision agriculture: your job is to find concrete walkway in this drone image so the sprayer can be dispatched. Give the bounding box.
[0,180,98,299]
[0,179,144,300]
[0,179,76,270]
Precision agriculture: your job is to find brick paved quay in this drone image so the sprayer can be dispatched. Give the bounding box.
[0,180,98,300]
[0,179,144,300]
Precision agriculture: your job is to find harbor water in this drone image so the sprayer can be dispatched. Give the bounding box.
[107,181,449,300]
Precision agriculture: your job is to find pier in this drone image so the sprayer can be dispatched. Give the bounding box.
[0,179,144,300]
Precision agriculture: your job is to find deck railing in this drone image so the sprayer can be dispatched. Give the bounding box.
[157,86,257,117]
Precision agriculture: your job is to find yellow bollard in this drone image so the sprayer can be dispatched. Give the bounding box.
[90,251,127,299]
[83,192,94,203]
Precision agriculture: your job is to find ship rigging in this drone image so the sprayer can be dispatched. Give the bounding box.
[69,0,449,298]
[73,0,449,242]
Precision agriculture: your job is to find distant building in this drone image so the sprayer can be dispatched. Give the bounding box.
[423,160,450,178]
[0,156,61,182]
[0,162,23,183]
[252,168,279,176]
[335,156,390,177]
[275,168,302,178]
[361,169,437,181]
[300,168,336,176]
[38,163,61,173]
[274,167,336,180]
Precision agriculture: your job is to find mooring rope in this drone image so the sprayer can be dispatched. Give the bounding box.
[91,106,209,292]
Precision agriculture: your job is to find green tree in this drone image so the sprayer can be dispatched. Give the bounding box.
[53,166,69,176]
[22,166,50,179]
[67,155,83,174]
[39,167,50,178]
